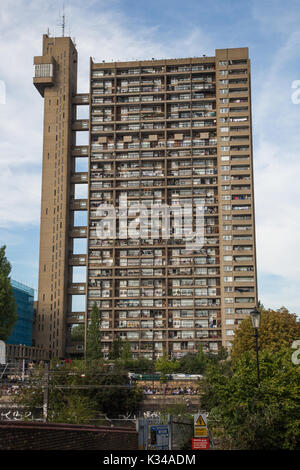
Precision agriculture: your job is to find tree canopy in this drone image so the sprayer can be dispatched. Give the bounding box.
[0,245,17,341]
[15,359,143,422]
[201,348,300,450]
[85,302,102,361]
[230,307,300,361]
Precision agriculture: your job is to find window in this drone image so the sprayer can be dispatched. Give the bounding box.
[223,246,232,252]
[34,63,53,78]
[225,308,234,314]
[224,266,233,271]
[226,329,234,336]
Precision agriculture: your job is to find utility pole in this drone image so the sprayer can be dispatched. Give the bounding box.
[43,362,49,423]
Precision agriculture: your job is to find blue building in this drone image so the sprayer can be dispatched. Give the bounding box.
[7,280,34,346]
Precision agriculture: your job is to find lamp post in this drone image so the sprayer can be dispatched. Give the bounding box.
[250,307,261,387]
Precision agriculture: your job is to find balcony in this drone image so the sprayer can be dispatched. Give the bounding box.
[33,56,55,97]
[70,199,88,211]
[71,172,88,184]
[72,120,89,131]
[69,254,87,266]
[69,227,87,238]
[68,283,87,295]
[72,146,89,157]
[73,93,90,105]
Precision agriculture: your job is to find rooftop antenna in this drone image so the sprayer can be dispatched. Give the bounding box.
[58,3,66,37]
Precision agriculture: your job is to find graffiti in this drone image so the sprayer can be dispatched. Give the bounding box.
[291,340,300,365]
[0,409,33,421]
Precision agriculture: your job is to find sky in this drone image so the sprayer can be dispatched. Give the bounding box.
[0,0,300,313]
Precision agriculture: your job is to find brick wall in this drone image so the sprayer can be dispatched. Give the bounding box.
[0,421,138,450]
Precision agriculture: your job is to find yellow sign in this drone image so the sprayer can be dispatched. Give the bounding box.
[195,415,206,426]
[194,426,208,437]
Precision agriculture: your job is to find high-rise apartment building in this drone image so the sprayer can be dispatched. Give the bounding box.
[33,34,258,359]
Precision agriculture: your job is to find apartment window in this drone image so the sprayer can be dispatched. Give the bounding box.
[225,308,234,314]
[224,276,233,282]
[226,330,234,336]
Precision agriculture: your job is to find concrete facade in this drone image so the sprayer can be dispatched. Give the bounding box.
[33,35,257,359]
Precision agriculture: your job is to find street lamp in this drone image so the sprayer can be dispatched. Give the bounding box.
[250,307,261,387]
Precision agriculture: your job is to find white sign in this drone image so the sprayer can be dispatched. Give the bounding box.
[0,341,6,365]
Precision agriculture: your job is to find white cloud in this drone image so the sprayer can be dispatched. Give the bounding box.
[0,0,213,226]
[250,11,300,310]
[1,0,300,312]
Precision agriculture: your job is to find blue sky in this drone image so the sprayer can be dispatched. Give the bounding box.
[0,0,300,313]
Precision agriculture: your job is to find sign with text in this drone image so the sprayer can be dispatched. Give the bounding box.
[194,426,208,437]
[192,437,210,450]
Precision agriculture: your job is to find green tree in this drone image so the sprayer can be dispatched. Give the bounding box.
[85,302,102,361]
[231,307,300,361]
[177,344,207,374]
[0,245,17,341]
[155,351,180,375]
[120,338,133,360]
[108,336,123,360]
[70,323,85,343]
[15,360,143,422]
[201,348,300,450]
[116,356,153,373]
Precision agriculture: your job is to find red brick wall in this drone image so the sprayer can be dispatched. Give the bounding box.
[0,421,138,450]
